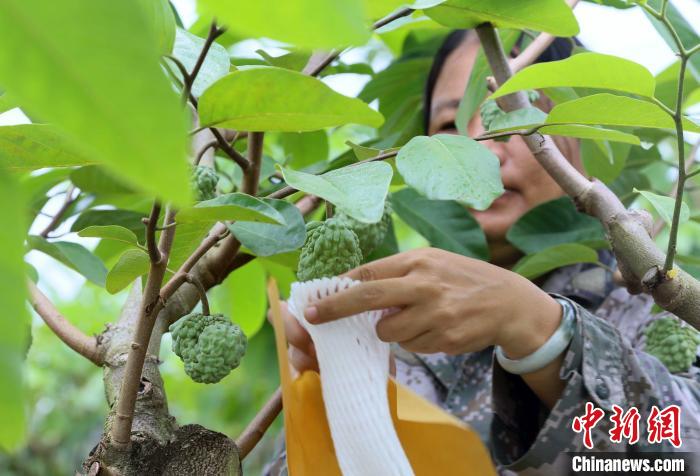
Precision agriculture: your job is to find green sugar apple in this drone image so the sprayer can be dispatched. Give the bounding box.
[297,218,362,282]
[170,312,247,384]
[645,316,700,373]
[191,165,218,201]
[335,199,392,257]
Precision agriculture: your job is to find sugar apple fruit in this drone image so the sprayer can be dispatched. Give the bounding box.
[297,218,362,281]
[645,317,700,373]
[335,200,392,257]
[191,165,218,201]
[169,312,247,384]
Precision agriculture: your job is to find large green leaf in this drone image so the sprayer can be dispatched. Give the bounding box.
[199,67,384,132]
[77,225,140,247]
[176,193,286,225]
[166,221,214,274]
[229,199,306,257]
[0,0,192,205]
[396,134,503,210]
[491,53,656,100]
[106,249,150,294]
[71,209,147,243]
[0,125,96,172]
[0,170,29,450]
[199,0,370,49]
[167,28,231,97]
[211,260,267,338]
[513,243,599,280]
[635,189,690,226]
[137,0,176,54]
[27,236,108,286]
[392,187,488,259]
[281,162,393,223]
[457,29,520,135]
[538,125,640,145]
[546,94,700,132]
[425,0,579,36]
[506,197,607,254]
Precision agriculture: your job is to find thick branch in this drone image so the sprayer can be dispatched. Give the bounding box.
[145,202,162,263]
[27,280,103,365]
[476,23,700,328]
[235,388,283,460]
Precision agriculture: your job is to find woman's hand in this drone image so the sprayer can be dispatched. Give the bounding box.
[268,301,318,373]
[304,247,563,360]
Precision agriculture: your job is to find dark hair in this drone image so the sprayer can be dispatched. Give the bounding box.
[423,30,581,133]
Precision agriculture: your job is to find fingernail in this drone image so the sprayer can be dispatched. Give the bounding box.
[305,306,319,323]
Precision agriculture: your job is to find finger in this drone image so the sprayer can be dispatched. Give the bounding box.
[398,329,438,354]
[305,278,418,324]
[341,253,413,282]
[375,307,427,343]
[283,309,313,351]
[289,345,319,373]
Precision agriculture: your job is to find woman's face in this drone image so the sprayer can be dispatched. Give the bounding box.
[428,35,580,265]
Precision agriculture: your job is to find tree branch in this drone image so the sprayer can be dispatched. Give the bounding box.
[110,207,178,447]
[235,388,283,460]
[242,132,264,195]
[652,140,698,238]
[27,280,103,365]
[39,185,79,238]
[145,202,162,263]
[476,23,700,328]
[182,21,225,102]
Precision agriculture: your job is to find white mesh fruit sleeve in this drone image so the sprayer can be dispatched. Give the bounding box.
[288,277,414,476]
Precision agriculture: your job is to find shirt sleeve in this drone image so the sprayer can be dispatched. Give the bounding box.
[490,295,700,473]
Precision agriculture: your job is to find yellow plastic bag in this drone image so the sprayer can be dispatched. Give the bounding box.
[267,279,496,476]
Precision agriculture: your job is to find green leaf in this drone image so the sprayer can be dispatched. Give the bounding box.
[392,187,488,259]
[168,28,231,97]
[0,0,192,205]
[280,131,329,169]
[77,225,140,247]
[199,0,370,49]
[281,162,393,223]
[137,0,176,54]
[106,249,150,294]
[506,197,607,254]
[513,243,599,280]
[539,125,640,145]
[257,49,312,71]
[425,0,579,36]
[580,139,630,183]
[70,166,135,196]
[0,170,29,450]
[229,199,305,257]
[0,125,96,172]
[27,236,108,286]
[166,221,214,274]
[491,53,656,100]
[71,209,147,243]
[546,94,700,132]
[199,67,384,132]
[487,107,547,131]
[176,193,286,225]
[364,219,400,262]
[396,134,503,210]
[364,0,446,19]
[634,189,690,225]
[212,260,267,338]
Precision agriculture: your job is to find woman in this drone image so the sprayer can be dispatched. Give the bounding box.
[273,30,700,474]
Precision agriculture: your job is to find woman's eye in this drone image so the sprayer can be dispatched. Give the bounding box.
[439,121,457,133]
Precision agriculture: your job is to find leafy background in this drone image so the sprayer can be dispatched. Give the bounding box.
[1,0,700,474]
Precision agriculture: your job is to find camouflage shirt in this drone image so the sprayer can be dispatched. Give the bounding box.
[266,255,700,475]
